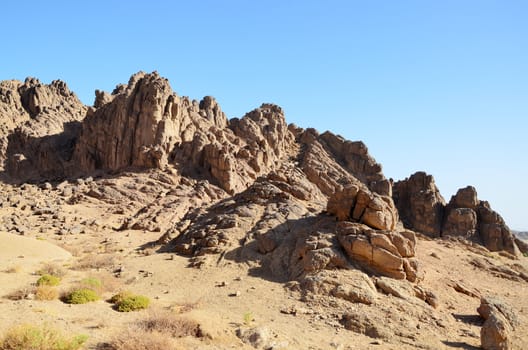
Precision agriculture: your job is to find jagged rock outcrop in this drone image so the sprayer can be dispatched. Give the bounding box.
[296,127,390,197]
[0,78,87,180]
[394,173,520,256]
[445,187,519,256]
[73,72,294,194]
[393,172,445,237]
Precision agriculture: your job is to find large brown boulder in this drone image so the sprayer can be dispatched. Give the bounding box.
[477,296,519,350]
[393,172,445,237]
[327,185,398,231]
[337,222,419,281]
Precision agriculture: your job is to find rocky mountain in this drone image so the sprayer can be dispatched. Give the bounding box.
[0,71,526,349]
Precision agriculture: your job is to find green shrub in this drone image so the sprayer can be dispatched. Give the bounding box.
[113,294,150,312]
[64,289,99,304]
[523,252,528,258]
[0,324,87,350]
[80,277,102,289]
[37,274,61,287]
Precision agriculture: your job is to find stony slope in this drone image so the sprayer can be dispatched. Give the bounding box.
[0,71,525,349]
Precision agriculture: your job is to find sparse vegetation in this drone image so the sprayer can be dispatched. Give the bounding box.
[113,294,150,312]
[243,311,254,326]
[523,252,528,258]
[37,274,61,286]
[75,255,116,270]
[0,324,87,350]
[80,277,102,290]
[37,263,67,278]
[99,311,201,350]
[64,289,100,304]
[98,329,176,350]
[137,311,201,337]
[35,286,58,301]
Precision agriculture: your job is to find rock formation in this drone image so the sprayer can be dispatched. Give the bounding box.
[73,72,294,194]
[0,71,525,349]
[394,173,520,256]
[0,78,86,180]
[393,171,445,237]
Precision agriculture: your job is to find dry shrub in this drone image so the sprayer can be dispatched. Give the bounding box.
[170,301,200,314]
[137,310,201,338]
[37,262,67,278]
[99,311,201,350]
[35,286,58,301]
[75,254,116,270]
[3,287,34,301]
[58,243,83,257]
[3,265,22,273]
[98,328,177,350]
[0,324,87,350]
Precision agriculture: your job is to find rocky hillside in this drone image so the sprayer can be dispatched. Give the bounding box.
[0,71,526,349]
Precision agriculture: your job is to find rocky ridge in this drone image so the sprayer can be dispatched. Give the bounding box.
[0,71,525,349]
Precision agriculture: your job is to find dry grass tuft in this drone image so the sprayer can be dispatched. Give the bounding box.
[97,328,177,350]
[137,310,202,338]
[37,262,67,278]
[170,301,200,314]
[75,254,116,270]
[98,310,202,350]
[35,286,58,301]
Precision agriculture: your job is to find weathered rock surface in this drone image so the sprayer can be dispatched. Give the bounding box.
[336,222,419,281]
[327,185,398,231]
[393,172,445,237]
[0,78,87,180]
[478,296,519,350]
[394,173,520,255]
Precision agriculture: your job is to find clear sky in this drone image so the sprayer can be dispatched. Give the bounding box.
[2,1,527,229]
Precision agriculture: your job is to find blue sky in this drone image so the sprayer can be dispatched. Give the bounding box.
[2,1,527,229]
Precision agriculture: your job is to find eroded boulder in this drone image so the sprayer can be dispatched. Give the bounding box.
[478,296,519,350]
[327,185,398,231]
[336,222,418,281]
